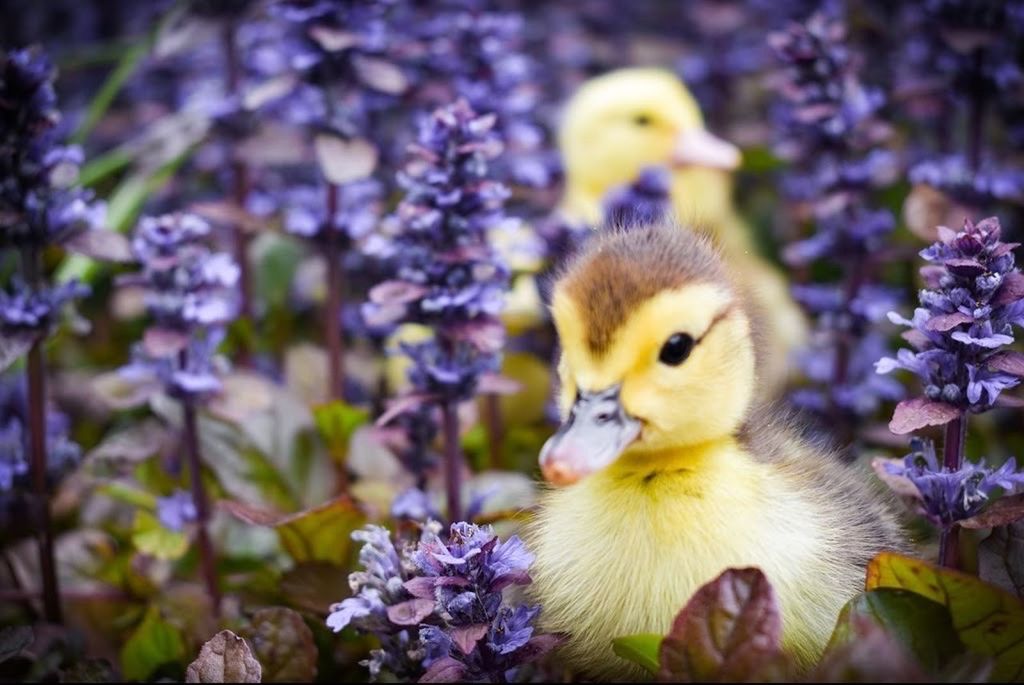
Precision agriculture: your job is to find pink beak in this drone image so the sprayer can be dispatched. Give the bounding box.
[672,128,741,170]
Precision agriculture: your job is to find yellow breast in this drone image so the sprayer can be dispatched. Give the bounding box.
[529,439,862,680]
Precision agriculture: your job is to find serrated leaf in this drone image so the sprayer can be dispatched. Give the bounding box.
[120,605,186,681]
[657,567,791,682]
[612,634,662,674]
[314,135,377,185]
[312,400,369,464]
[866,552,1024,680]
[0,334,34,374]
[131,510,190,561]
[185,630,261,683]
[889,398,960,435]
[978,522,1024,598]
[828,589,962,673]
[242,608,317,682]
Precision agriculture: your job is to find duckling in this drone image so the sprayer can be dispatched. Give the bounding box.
[529,222,907,681]
[558,67,807,392]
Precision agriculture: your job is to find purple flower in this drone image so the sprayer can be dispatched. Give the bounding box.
[156,490,198,532]
[886,438,1024,527]
[877,217,1024,414]
[1,48,105,250]
[0,420,28,491]
[328,521,553,681]
[391,487,439,521]
[772,13,903,426]
[0,374,80,494]
[0,279,89,334]
[602,166,671,229]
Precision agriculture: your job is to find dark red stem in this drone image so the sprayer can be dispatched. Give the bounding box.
[324,183,345,401]
[22,247,61,624]
[442,401,463,523]
[181,389,221,617]
[939,414,967,569]
[484,393,503,469]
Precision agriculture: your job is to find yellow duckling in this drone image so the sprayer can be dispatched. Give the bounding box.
[558,67,807,391]
[529,223,906,681]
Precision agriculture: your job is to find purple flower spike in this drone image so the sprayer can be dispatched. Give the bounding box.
[328,521,554,681]
[886,438,1024,527]
[878,217,1024,419]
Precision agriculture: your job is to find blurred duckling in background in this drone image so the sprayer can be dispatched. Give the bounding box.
[558,67,806,392]
[529,223,906,681]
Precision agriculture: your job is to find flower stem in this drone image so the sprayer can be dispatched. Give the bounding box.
[22,246,61,624]
[27,341,61,624]
[181,394,221,617]
[442,401,462,523]
[484,393,503,469]
[223,20,253,366]
[324,183,345,401]
[939,414,967,568]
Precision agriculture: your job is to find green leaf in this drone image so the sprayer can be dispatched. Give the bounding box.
[221,497,365,567]
[98,482,158,510]
[131,510,190,561]
[829,589,963,673]
[658,567,791,682]
[242,608,317,682]
[185,630,262,683]
[120,605,186,681]
[813,613,927,682]
[312,400,369,465]
[867,552,1024,680]
[612,634,662,674]
[279,562,351,615]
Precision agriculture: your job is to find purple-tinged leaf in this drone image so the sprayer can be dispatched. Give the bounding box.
[143,327,189,357]
[403,577,436,599]
[369,280,427,305]
[308,25,358,52]
[995,272,1024,306]
[375,394,436,427]
[996,394,1024,408]
[944,258,986,277]
[926,311,973,332]
[658,567,790,682]
[352,55,407,94]
[419,656,465,683]
[993,242,1021,258]
[450,624,488,655]
[0,332,36,372]
[961,495,1024,530]
[491,571,532,592]
[433,576,472,587]
[988,352,1024,378]
[872,457,922,500]
[937,225,958,242]
[386,599,435,626]
[889,398,960,435]
[64,228,133,262]
[901,329,931,350]
[314,135,377,185]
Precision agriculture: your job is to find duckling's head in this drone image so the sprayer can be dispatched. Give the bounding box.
[559,68,740,218]
[540,222,757,485]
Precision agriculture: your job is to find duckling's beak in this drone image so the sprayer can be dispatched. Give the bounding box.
[672,128,741,170]
[539,386,641,486]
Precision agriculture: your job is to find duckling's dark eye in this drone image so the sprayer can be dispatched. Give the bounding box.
[633,113,652,127]
[659,333,694,366]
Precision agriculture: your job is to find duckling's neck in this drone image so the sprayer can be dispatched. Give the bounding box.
[602,436,745,497]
